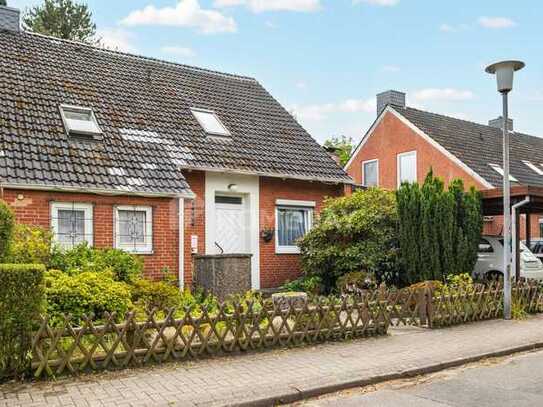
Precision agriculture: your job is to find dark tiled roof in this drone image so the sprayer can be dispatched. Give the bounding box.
[0,31,350,197]
[396,106,543,188]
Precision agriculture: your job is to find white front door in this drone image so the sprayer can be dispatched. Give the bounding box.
[214,195,249,254]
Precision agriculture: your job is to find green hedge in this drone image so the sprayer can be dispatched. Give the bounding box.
[0,264,45,381]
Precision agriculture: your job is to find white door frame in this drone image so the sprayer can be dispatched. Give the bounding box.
[205,172,260,289]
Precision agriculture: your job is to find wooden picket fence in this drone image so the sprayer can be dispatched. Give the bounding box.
[31,295,389,378]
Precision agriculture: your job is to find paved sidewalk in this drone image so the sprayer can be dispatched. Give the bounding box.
[2,315,543,407]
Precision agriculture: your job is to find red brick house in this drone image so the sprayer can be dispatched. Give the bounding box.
[0,7,351,289]
[345,89,543,239]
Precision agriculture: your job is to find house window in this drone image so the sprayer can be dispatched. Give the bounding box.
[488,163,518,182]
[59,105,102,136]
[191,108,231,137]
[539,218,543,238]
[275,199,315,254]
[114,206,153,253]
[397,151,417,186]
[51,202,93,248]
[362,159,379,187]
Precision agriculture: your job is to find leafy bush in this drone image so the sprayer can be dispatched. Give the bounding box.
[0,264,45,380]
[299,188,399,292]
[282,275,323,295]
[336,271,378,293]
[0,200,15,261]
[397,170,482,285]
[45,270,132,326]
[131,279,181,310]
[4,224,54,265]
[49,243,143,283]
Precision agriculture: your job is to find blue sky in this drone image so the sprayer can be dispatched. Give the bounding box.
[11,0,543,144]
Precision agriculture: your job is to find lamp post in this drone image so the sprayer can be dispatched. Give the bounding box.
[485,60,525,320]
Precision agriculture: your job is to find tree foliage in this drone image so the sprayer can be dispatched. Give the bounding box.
[323,135,354,166]
[0,1,7,7]
[0,200,15,261]
[397,170,483,285]
[23,0,96,44]
[299,188,399,292]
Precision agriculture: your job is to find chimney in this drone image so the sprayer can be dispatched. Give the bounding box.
[376,90,406,116]
[324,146,341,166]
[489,116,513,131]
[0,6,20,32]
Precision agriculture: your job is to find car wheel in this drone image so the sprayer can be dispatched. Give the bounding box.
[485,270,503,282]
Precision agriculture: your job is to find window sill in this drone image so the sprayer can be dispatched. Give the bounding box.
[275,246,301,255]
[116,248,154,255]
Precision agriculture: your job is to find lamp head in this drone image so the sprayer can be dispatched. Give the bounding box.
[485,60,525,93]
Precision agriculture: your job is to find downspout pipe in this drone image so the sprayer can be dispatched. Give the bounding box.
[511,196,530,282]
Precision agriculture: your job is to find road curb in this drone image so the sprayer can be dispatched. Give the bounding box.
[232,341,543,407]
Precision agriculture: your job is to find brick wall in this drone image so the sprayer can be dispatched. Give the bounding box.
[2,188,179,280]
[258,177,342,288]
[346,111,486,190]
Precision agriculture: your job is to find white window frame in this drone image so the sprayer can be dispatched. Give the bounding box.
[488,163,518,182]
[362,159,379,187]
[59,104,102,136]
[191,108,231,137]
[522,160,543,175]
[50,202,94,248]
[114,205,153,254]
[275,199,315,254]
[397,150,417,187]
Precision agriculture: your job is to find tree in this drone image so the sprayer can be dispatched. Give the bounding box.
[299,188,400,292]
[23,0,96,44]
[0,1,7,7]
[396,170,483,285]
[323,135,353,166]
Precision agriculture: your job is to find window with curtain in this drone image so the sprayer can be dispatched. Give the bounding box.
[397,151,417,185]
[51,202,93,248]
[363,160,378,187]
[276,205,313,253]
[115,206,153,253]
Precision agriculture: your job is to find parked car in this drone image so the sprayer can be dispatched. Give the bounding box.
[474,235,543,281]
[524,239,543,260]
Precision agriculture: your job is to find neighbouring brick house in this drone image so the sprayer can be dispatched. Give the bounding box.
[0,7,352,289]
[345,89,543,240]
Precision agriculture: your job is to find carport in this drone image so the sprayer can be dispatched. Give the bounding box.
[481,185,543,280]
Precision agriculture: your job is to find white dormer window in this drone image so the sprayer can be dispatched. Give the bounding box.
[60,105,102,136]
[191,108,230,136]
[522,160,543,175]
[489,163,518,181]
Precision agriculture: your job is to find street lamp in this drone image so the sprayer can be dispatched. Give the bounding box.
[485,60,525,320]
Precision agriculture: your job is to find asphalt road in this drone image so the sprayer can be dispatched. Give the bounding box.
[292,350,543,406]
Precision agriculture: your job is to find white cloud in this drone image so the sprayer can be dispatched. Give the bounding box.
[382,65,400,72]
[413,88,474,102]
[353,0,399,6]
[291,98,375,121]
[296,81,307,89]
[265,20,277,29]
[440,23,469,32]
[213,0,321,13]
[98,28,137,53]
[121,0,237,34]
[478,16,516,29]
[161,46,196,58]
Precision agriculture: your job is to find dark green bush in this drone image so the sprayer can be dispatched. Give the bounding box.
[282,275,323,295]
[49,243,143,283]
[299,188,399,292]
[0,264,45,381]
[44,270,132,326]
[4,224,53,265]
[397,170,482,285]
[0,200,15,261]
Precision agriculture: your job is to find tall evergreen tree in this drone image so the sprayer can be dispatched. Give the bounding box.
[0,0,7,7]
[23,0,96,44]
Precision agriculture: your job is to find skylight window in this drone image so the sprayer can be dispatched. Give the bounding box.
[522,160,543,175]
[60,105,102,137]
[488,163,518,181]
[191,108,230,137]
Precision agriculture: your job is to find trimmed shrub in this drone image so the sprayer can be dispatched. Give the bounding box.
[0,264,45,381]
[282,275,323,295]
[0,200,15,261]
[4,224,53,265]
[49,243,143,283]
[131,279,181,310]
[397,170,482,285]
[299,188,399,292]
[44,270,132,326]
